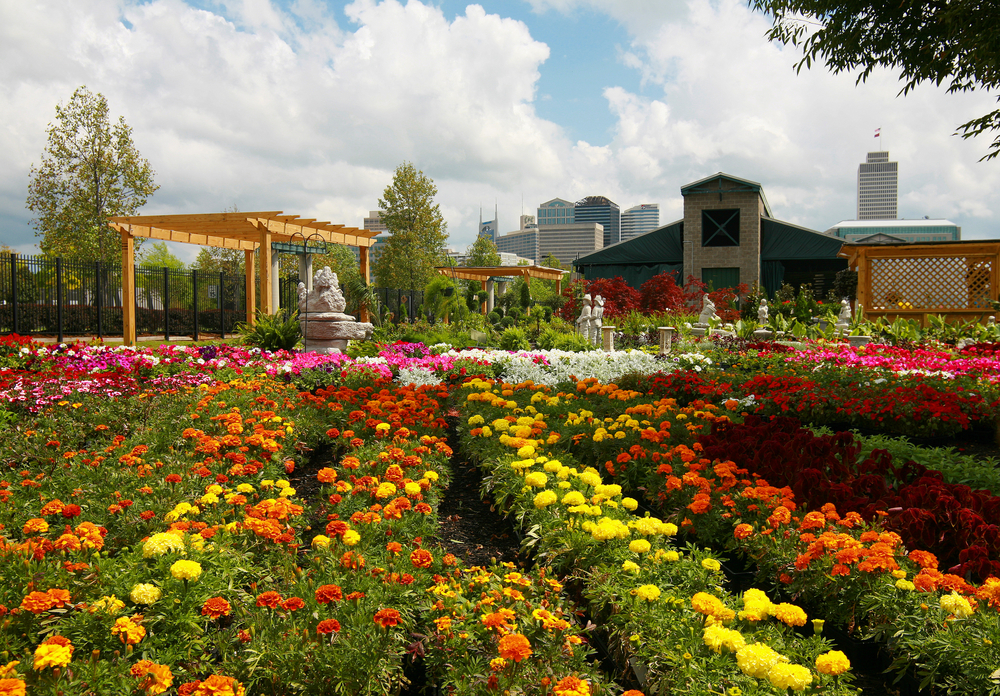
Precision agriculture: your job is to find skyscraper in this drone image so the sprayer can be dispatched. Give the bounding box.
[478,204,498,243]
[621,204,660,241]
[858,151,898,220]
[537,198,575,225]
[574,196,620,247]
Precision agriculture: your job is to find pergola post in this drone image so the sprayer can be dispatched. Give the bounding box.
[245,249,256,325]
[259,228,273,315]
[480,279,488,315]
[358,246,370,323]
[271,253,280,312]
[121,230,136,346]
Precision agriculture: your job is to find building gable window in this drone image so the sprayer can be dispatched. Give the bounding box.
[702,209,740,247]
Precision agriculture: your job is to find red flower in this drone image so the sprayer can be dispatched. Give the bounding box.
[281,597,305,612]
[410,549,433,569]
[201,597,231,619]
[255,591,282,609]
[61,504,81,518]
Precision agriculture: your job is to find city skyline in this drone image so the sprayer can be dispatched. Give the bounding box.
[3,0,1000,265]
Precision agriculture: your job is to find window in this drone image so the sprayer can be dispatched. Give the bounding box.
[702,209,740,246]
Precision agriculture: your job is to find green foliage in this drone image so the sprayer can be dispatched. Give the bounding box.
[423,275,467,324]
[373,162,448,290]
[466,234,502,267]
[192,246,246,276]
[551,331,595,352]
[751,0,1000,160]
[498,326,530,351]
[139,241,186,270]
[235,309,301,351]
[500,316,515,329]
[518,281,531,309]
[27,86,159,264]
[487,311,501,325]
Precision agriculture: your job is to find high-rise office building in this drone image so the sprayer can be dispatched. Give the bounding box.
[538,198,575,226]
[621,204,660,241]
[363,210,390,265]
[858,151,898,220]
[575,196,620,247]
[478,204,499,243]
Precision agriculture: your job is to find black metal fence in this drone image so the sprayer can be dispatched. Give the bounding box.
[0,253,248,341]
[375,288,424,323]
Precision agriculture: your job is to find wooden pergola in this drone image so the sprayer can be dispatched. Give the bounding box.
[435,265,569,314]
[109,212,380,345]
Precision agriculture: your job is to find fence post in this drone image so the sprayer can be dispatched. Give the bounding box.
[10,254,18,336]
[219,271,225,339]
[56,257,64,344]
[163,267,170,341]
[192,269,199,342]
[95,260,104,339]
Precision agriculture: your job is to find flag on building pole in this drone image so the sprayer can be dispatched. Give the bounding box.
[875,128,881,138]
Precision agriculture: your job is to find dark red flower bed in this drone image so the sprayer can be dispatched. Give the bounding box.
[698,416,1000,581]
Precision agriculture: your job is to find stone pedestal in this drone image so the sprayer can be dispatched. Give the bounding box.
[601,326,616,352]
[847,335,872,348]
[657,326,675,354]
[752,328,774,341]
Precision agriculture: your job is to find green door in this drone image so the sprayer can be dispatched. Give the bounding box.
[702,267,740,291]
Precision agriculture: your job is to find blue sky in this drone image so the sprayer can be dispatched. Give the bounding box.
[2,0,1000,262]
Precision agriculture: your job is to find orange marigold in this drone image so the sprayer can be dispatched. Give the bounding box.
[316,619,341,635]
[734,523,753,540]
[553,675,591,696]
[410,549,433,569]
[0,679,26,696]
[315,584,343,604]
[498,633,533,663]
[374,608,401,628]
[191,674,245,696]
[20,591,55,614]
[975,577,1000,609]
[201,597,231,619]
[255,592,282,609]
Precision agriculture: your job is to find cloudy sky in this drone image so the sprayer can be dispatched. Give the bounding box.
[2,0,999,262]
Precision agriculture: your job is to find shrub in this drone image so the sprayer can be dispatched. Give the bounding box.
[236,309,300,351]
[499,327,530,351]
[640,272,685,312]
[552,332,595,352]
[500,316,515,329]
[487,311,501,325]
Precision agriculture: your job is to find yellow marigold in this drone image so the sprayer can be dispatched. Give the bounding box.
[404,482,422,496]
[517,445,536,458]
[375,482,397,499]
[467,415,485,426]
[815,650,851,676]
[940,591,973,619]
[622,560,640,574]
[311,535,331,549]
[534,490,558,508]
[561,491,587,506]
[895,579,915,591]
[691,592,725,617]
[768,663,812,691]
[702,624,747,653]
[130,584,162,605]
[170,560,202,581]
[634,584,660,601]
[33,642,73,670]
[736,643,785,679]
[525,472,548,487]
[629,539,651,554]
[621,497,638,511]
[774,602,808,627]
[701,558,721,572]
[343,530,361,546]
[90,595,124,615]
[143,532,185,558]
[578,470,602,487]
[131,660,174,695]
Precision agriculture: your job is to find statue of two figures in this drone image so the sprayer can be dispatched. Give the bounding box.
[296,266,373,354]
[576,294,604,345]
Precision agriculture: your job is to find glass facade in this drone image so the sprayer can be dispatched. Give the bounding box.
[575,197,620,247]
[858,151,898,220]
[537,199,575,226]
[621,204,660,241]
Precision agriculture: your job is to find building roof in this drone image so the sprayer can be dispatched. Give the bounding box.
[680,172,773,217]
[827,218,959,230]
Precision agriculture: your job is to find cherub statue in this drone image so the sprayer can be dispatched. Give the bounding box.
[757,298,769,324]
[837,298,852,325]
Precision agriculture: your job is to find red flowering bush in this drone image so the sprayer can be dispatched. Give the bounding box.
[557,277,641,321]
[640,272,685,312]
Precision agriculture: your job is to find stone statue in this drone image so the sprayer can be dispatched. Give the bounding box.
[298,266,373,354]
[298,266,346,315]
[591,295,605,345]
[576,294,593,337]
[838,298,852,325]
[698,296,719,325]
[757,299,769,324]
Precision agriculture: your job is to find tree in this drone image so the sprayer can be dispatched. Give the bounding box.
[193,247,246,276]
[26,86,159,263]
[751,0,1000,159]
[465,234,501,267]
[139,242,186,270]
[541,253,567,270]
[373,162,448,290]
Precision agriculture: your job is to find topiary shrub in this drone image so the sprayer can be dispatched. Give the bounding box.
[487,311,502,325]
[500,316,515,329]
[499,327,530,351]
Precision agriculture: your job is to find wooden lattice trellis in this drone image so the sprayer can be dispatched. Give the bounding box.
[841,242,1000,326]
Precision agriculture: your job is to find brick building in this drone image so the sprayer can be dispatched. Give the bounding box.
[574,173,846,296]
